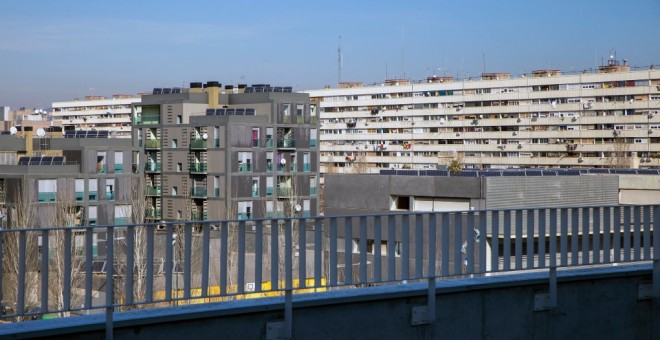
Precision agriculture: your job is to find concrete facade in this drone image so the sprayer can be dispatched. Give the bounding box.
[133,83,320,222]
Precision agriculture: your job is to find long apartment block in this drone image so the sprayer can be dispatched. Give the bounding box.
[51,94,142,138]
[133,82,320,223]
[305,61,660,176]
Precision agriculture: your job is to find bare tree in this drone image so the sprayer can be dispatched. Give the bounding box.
[606,137,632,168]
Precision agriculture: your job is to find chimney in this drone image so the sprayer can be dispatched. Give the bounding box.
[206,81,221,108]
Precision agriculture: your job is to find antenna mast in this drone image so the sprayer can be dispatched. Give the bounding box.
[338,35,342,85]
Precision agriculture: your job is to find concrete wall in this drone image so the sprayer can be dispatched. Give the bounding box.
[619,175,660,204]
[10,263,658,340]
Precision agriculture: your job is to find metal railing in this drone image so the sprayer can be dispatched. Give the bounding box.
[0,204,657,325]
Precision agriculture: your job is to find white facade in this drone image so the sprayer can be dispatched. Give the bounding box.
[51,95,141,138]
[306,66,660,177]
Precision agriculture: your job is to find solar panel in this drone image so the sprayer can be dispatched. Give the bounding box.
[265,87,273,92]
[172,88,181,94]
[40,156,53,165]
[98,131,109,138]
[563,170,581,176]
[18,157,29,165]
[245,108,255,115]
[274,87,283,93]
[245,87,253,93]
[162,88,171,94]
[502,171,525,176]
[637,169,660,175]
[75,131,85,138]
[28,157,41,165]
[234,108,245,115]
[380,170,396,175]
[255,87,264,93]
[542,170,557,176]
[590,169,610,174]
[480,171,502,177]
[284,87,292,93]
[216,109,226,115]
[87,131,99,138]
[426,170,449,176]
[525,170,544,176]
[64,131,75,138]
[226,109,235,115]
[153,88,162,95]
[52,156,64,165]
[396,170,418,176]
[206,109,215,116]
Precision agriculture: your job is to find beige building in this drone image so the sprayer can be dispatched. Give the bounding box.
[51,94,142,138]
[305,59,660,179]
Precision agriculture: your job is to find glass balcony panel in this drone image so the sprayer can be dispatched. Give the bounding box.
[75,192,84,201]
[266,187,273,196]
[145,139,161,149]
[146,186,161,196]
[38,192,56,202]
[106,192,115,201]
[189,163,208,172]
[266,138,274,148]
[303,163,311,172]
[190,139,207,149]
[89,191,98,201]
[115,164,124,173]
[191,187,208,197]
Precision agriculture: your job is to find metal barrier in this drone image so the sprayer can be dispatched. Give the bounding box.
[0,205,658,334]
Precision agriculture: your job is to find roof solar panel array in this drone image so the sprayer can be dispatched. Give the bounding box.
[17,156,65,165]
[63,130,109,138]
[205,108,257,116]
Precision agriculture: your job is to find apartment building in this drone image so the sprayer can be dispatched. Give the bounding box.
[51,94,142,138]
[0,129,141,255]
[305,60,660,177]
[133,82,320,223]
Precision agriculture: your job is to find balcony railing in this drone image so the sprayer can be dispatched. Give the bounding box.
[115,164,124,173]
[191,187,208,198]
[190,139,207,149]
[75,191,84,201]
[145,163,161,172]
[146,186,161,196]
[277,139,296,148]
[191,212,207,221]
[277,187,293,196]
[0,204,657,324]
[237,163,252,173]
[189,163,208,173]
[37,192,56,202]
[145,209,161,219]
[145,139,161,149]
[135,115,160,125]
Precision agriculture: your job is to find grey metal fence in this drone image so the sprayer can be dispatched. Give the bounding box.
[0,205,658,324]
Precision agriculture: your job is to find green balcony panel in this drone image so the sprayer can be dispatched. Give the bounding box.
[89,191,98,201]
[192,212,207,221]
[266,139,274,148]
[145,139,161,149]
[266,187,273,196]
[139,115,160,125]
[303,164,311,172]
[277,187,292,196]
[297,116,304,124]
[237,213,251,220]
[146,186,161,196]
[189,163,207,172]
[106,192,115,201]
[75,192,84,201]
[115,217,131,225]
[214,139,220,148]
[115,164,124,173]
[191,187,207,197]
[238,163,252,173]
[145,163,161,172]
[310,140,317,148]
[190,139,207,149]
[145,209,162,219]
[252,189,259,197]
[277,139,295,148]
[310,187,317,196]
[214,188,221,197]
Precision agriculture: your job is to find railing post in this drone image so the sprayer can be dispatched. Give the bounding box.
[535,265,557,311]
[411,277,436,326]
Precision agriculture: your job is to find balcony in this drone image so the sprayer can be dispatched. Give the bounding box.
[191,187,207,198]
[145,139,161,149]
[145,163,161,172]
[190,139,207,150]
[277,139,296,148]
[146,186,161,196]
[277,187,293,196]
[134,115,160,125]
[145,209,161,219]
[191,212,207,221]
[189,163,207,173]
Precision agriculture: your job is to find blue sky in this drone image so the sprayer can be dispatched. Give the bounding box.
[1,0,659,109]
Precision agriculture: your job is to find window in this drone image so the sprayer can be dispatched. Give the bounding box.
[106,179,115,201]
[252,177,259,197]
[38,179,57,202]
[89,179,98,201]
[266,128,274,148]
[177,210,182,220]
[172,139,178,148]
[214,176,221,197]
[177,163,182,172]
[176,115,182,124]
[172,186,178,196]
[252,128,259,147]
[303,152,311,172]
[97,151,107,173]
[114,151,124,173]
[238,152,252,172]
[310,128,317,148]
[310,176,317,196]
[296,104,304,123]
[214,126,220,147]
[75,179,84,201]
[266,152,274,172]
[237,201,252,220]
[391,196,410,210]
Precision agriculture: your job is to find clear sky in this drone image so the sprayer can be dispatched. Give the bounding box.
[1,0,659,109]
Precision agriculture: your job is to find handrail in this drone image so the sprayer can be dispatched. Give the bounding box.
[0,204,656,322]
